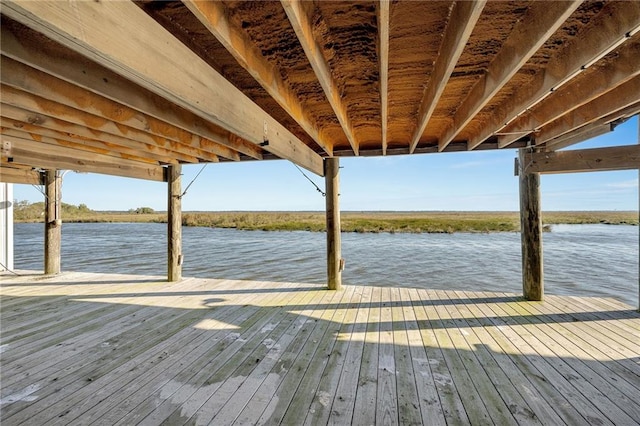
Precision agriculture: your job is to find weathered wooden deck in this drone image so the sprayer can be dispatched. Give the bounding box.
[1,271,639,425]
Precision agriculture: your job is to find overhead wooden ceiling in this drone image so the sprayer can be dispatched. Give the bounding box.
[1,0,639,183]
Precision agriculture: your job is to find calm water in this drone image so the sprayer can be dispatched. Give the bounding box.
[11,222,639,306]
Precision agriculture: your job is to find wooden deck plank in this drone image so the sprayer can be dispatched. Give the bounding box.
[407,287,470,425]
[320,287,373,425]
[518,294,640,386]
[544,294,640,345]
[431,289,519,426]
[1,277,204,366]
[420,288,495,424]
[502,295,640,421]
[375,286,399,425]
[398,287,447,426]
[439,290,543,425]
[450,290,566,425]
[255,286,358,425]
[157,282,333,424]
[3,279,281,424]
[109,281,315,425]
[1,272,638,426]
[276,286,362,424]
[191,287,343,425]
[389,286,422,425]
[351,285,382,426]
[135,283,318,425]
[476,291,619,426]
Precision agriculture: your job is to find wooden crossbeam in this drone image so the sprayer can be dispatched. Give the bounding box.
[281,0,359,156]
[545,104,640,150]
[468,1,640,150]
[437,1,581,151]
[409,0,486,153]
[378,0,390,155]
[1,127,160,166]
[1,106,198,164]
[1,136,166,182]
[522,145,640,174]
[545,124,613,152]
[0,58,233,163]
[0,21,262,162]
[2,1,323,175]
[534,77,640,145]
[183,0,332,157]
[0,165,42,185]
[499,37,640,148]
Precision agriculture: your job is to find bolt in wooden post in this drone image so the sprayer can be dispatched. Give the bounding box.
[44,169,61,275]
[325,157,342,290]
[168,164,182,282]
[519,149,543,301]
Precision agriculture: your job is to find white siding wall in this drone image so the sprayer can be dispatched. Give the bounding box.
[0,182,14,271]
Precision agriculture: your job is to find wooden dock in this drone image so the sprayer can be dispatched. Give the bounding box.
[1,271,639,425]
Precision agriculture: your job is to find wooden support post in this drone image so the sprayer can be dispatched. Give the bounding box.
[519,149,543,300]
[168,164,182,282]
[44,169,61,275]
[325,157,342,290]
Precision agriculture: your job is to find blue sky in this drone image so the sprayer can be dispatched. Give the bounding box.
[12,116,639,212]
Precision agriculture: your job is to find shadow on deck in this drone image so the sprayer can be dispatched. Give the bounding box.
[1,272,639,425]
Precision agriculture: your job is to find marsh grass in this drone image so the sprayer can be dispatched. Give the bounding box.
[15,205,638,233]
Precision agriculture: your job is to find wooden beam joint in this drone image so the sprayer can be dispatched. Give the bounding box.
[524,144,640,174]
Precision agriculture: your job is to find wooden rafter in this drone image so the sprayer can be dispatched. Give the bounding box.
[1,104,199,164]
[378,0,390,155]
[534,81,640,145]
[0,59,236,163]
[499,36,640,148]
[183,0,332,156]
[468,1,640,151]
[438,0,581,152]
[545,124,612,152]
[378,0,390,156]
[409,0,486,154]
[2,0,324,175]
[1,135,166,182]
[523,145,640,174]
[0,115,200,166]
[281,0,359,156]
[1,127,160,166]
[545,105,640,150]
[0,20,261,162]
[0,166,42,185]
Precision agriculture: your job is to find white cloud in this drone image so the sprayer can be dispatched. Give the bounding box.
[606,179,639,189]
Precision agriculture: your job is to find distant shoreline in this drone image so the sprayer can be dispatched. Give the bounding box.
[14,211,638,234]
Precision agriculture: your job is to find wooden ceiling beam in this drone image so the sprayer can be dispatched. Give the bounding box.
[438,0,581,151]
[378,0,390,156]
[0,166,43,185]
[410,0,486,154]
[0,19,261,163]
[522,145,640,174]
[499,37,640,148]
[544,124,613,152]
[0,103,200,164]
[281,0,359,156]
[2,1,323,174]
[1,135,166,182]
[1,127,160,166]
[0,115,205,166]
[545,105,640,150]
[468,1,640,151]
[183,0,332,156]
[0,59,235,163]
[533,77,640,145]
